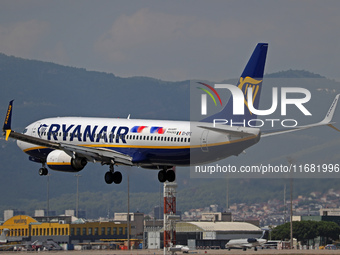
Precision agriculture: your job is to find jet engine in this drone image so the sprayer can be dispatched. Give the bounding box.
[46,150,87,172]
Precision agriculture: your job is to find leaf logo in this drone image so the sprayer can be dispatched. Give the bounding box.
[197,82,223,107]
[197,82,223,115]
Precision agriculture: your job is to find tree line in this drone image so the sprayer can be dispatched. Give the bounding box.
[271,220,340,246]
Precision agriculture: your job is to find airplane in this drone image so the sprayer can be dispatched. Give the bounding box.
[169,244,190,253]
[2,43,340,184]
[225,230,268,251]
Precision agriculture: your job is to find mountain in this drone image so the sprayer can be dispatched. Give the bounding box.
[1,53,340,219]
[265,69,325,78]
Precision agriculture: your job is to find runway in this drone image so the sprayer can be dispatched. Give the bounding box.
[1,249,339,255]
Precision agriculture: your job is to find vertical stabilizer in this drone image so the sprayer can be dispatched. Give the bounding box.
[200,43,268,126]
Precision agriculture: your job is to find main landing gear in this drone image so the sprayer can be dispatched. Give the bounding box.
[104,163,122,184]
[39,163,48,176]
[158,168,176,183]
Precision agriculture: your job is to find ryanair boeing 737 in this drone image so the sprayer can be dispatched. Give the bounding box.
[2,43,340,184]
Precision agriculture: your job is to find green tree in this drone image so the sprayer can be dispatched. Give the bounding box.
[271,222,290,241]
[271,221,318,245]
[317,221,340,245]
[293,221,318,245]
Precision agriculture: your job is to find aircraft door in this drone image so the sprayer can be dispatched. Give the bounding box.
[32,122,41,137]
[200,130,209,152]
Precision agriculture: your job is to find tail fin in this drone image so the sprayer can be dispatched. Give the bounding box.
[0,229,9,243]
[260,229,269,240]
[200,43,268,126]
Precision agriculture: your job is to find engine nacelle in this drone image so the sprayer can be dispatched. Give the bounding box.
[46,150,87,172]
[247,238,257,243]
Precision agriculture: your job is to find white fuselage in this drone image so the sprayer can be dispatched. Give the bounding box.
[226,238,267,249]
[17,117,261,168]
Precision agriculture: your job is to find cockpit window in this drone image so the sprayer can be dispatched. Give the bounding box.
[23,128,28,134]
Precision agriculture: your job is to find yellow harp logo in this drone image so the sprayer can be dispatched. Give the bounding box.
[238,76,262,114]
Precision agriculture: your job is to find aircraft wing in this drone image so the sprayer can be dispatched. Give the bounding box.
[262,94,340,137]
[2,101,133,166]
[61,144,133,165]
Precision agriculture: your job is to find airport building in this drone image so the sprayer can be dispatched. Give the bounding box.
[144,215,263,249]
[0,213,143,248]
[1,209,264,250]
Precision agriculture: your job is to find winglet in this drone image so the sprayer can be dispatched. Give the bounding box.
[3,100,13,140]
[321,94,340,124]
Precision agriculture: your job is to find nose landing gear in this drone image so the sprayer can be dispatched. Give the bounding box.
[39,162,48,176]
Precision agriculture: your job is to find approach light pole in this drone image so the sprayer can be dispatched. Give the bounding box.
[46,174,51,217]
[127,171,130,250]
[287,157,295,249]
[75,174,82,218]
[290,177,293,249]
[226,178,229,211]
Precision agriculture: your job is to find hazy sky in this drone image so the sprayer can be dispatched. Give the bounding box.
[1,0,339,81]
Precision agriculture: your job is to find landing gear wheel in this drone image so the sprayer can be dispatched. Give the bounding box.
[105,171,114,184]
[166,170,176,182]
[105,171,122,184]
[39,168,48,176]
[158,170,167,183]
[112,171,122,184]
